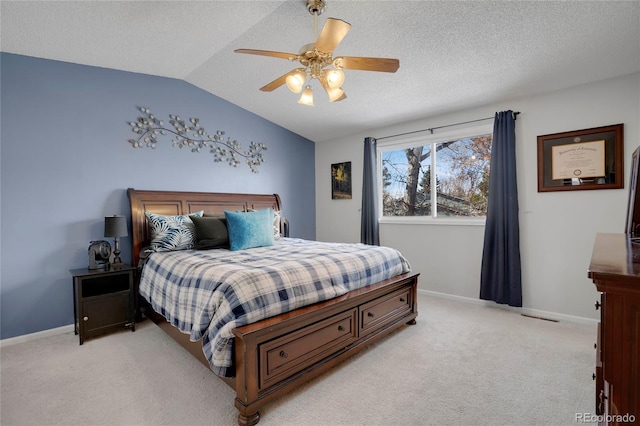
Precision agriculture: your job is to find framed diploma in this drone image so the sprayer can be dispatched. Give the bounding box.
[537,123,624,192]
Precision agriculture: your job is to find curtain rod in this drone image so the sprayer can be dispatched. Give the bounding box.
[376,111,520,141]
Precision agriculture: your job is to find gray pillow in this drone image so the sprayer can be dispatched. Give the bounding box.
[191,216,229,249]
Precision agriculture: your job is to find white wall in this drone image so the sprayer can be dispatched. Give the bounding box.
[315,72,640,321]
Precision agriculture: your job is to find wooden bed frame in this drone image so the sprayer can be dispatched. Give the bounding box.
[128,188,419,425]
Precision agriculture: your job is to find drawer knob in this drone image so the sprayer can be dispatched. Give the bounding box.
[594,343,597,349]
[399,297,405,302]
[83,316,89,322]
[367,312,374,317]
[594,300,601,310]
[279,350,288,359]
[592,373,596,381]
[338,325,344,331]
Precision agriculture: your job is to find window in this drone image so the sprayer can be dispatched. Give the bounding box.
[378,124,492,222]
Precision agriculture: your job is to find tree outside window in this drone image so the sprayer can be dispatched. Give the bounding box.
[380,132,492,218]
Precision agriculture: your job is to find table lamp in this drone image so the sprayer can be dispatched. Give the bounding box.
[104,215,128,266]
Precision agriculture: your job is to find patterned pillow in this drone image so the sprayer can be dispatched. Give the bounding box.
[145,211,203,252]
[272,210,282,240]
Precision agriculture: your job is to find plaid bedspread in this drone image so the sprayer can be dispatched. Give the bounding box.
[139,238,411,377]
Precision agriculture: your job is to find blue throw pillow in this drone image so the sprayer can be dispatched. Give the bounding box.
[224,209,274,251]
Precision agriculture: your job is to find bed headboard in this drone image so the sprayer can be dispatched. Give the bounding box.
[127,188,282,266]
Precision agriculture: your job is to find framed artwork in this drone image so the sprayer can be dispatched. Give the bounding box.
[331,161,352,199]
[537,123,624,192]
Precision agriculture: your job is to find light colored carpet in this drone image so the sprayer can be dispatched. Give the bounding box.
[0,294,596,426]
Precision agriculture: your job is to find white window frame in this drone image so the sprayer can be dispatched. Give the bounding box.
[377,123,493,226]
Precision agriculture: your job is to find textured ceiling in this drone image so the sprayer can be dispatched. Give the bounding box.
[2,1,639,143]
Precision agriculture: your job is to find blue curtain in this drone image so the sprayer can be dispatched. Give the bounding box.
[480,111,522,307]
[361,137,380,245]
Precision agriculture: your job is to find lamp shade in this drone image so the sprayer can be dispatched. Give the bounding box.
[298,86,314,106]
[325,69,345,90]
[286,69,306,93]
[326,86,345,102]
[104,215,128,237]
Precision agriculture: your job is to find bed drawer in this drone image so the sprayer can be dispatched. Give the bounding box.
[259,308,358,388]
[360,287,412,335]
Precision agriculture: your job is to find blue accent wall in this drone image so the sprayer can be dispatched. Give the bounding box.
[0,53,316,340]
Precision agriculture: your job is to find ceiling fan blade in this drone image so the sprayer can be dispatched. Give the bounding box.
[259,69,301,92]
[315,18,351,53]
[234,49,298,61]
[259,73,289,92]
[334,56,400,73]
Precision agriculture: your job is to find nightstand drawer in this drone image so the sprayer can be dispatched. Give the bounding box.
[83,292,131,334]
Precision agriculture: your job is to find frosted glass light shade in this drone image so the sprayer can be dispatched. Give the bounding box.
[298,86,314,106]
[285,70,306,93]
[326,86,344,102]
[325,69,345,89]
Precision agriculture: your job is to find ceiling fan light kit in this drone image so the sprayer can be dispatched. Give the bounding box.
[325,85,344,103]
[285,69,307,93]
[325,68,345,89]
[298,86,315,106]
[234,0,399,106]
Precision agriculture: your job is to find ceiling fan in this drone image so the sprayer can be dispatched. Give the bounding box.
[234,0,400,106]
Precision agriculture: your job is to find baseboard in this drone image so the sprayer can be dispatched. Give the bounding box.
[419,289,598,326]
[0,324,75,348]
[1,289,596,347]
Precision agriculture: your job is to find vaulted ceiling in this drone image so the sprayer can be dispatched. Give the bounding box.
[2,1,639,143]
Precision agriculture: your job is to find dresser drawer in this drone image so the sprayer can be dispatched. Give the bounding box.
[259,308,358,388]
[360,287,412,335]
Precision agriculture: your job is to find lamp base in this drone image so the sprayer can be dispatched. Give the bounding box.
[112,249,123,267]
[111,237,124,268]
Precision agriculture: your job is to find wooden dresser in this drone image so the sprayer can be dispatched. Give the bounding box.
[588,233,640,424]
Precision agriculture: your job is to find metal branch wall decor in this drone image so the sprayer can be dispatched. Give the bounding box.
[128,106,267,173]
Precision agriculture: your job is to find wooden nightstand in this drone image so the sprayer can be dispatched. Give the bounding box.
[70,265,136,344]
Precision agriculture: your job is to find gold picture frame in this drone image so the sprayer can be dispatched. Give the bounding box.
[331,161,352,199]
[537,124,624,192]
